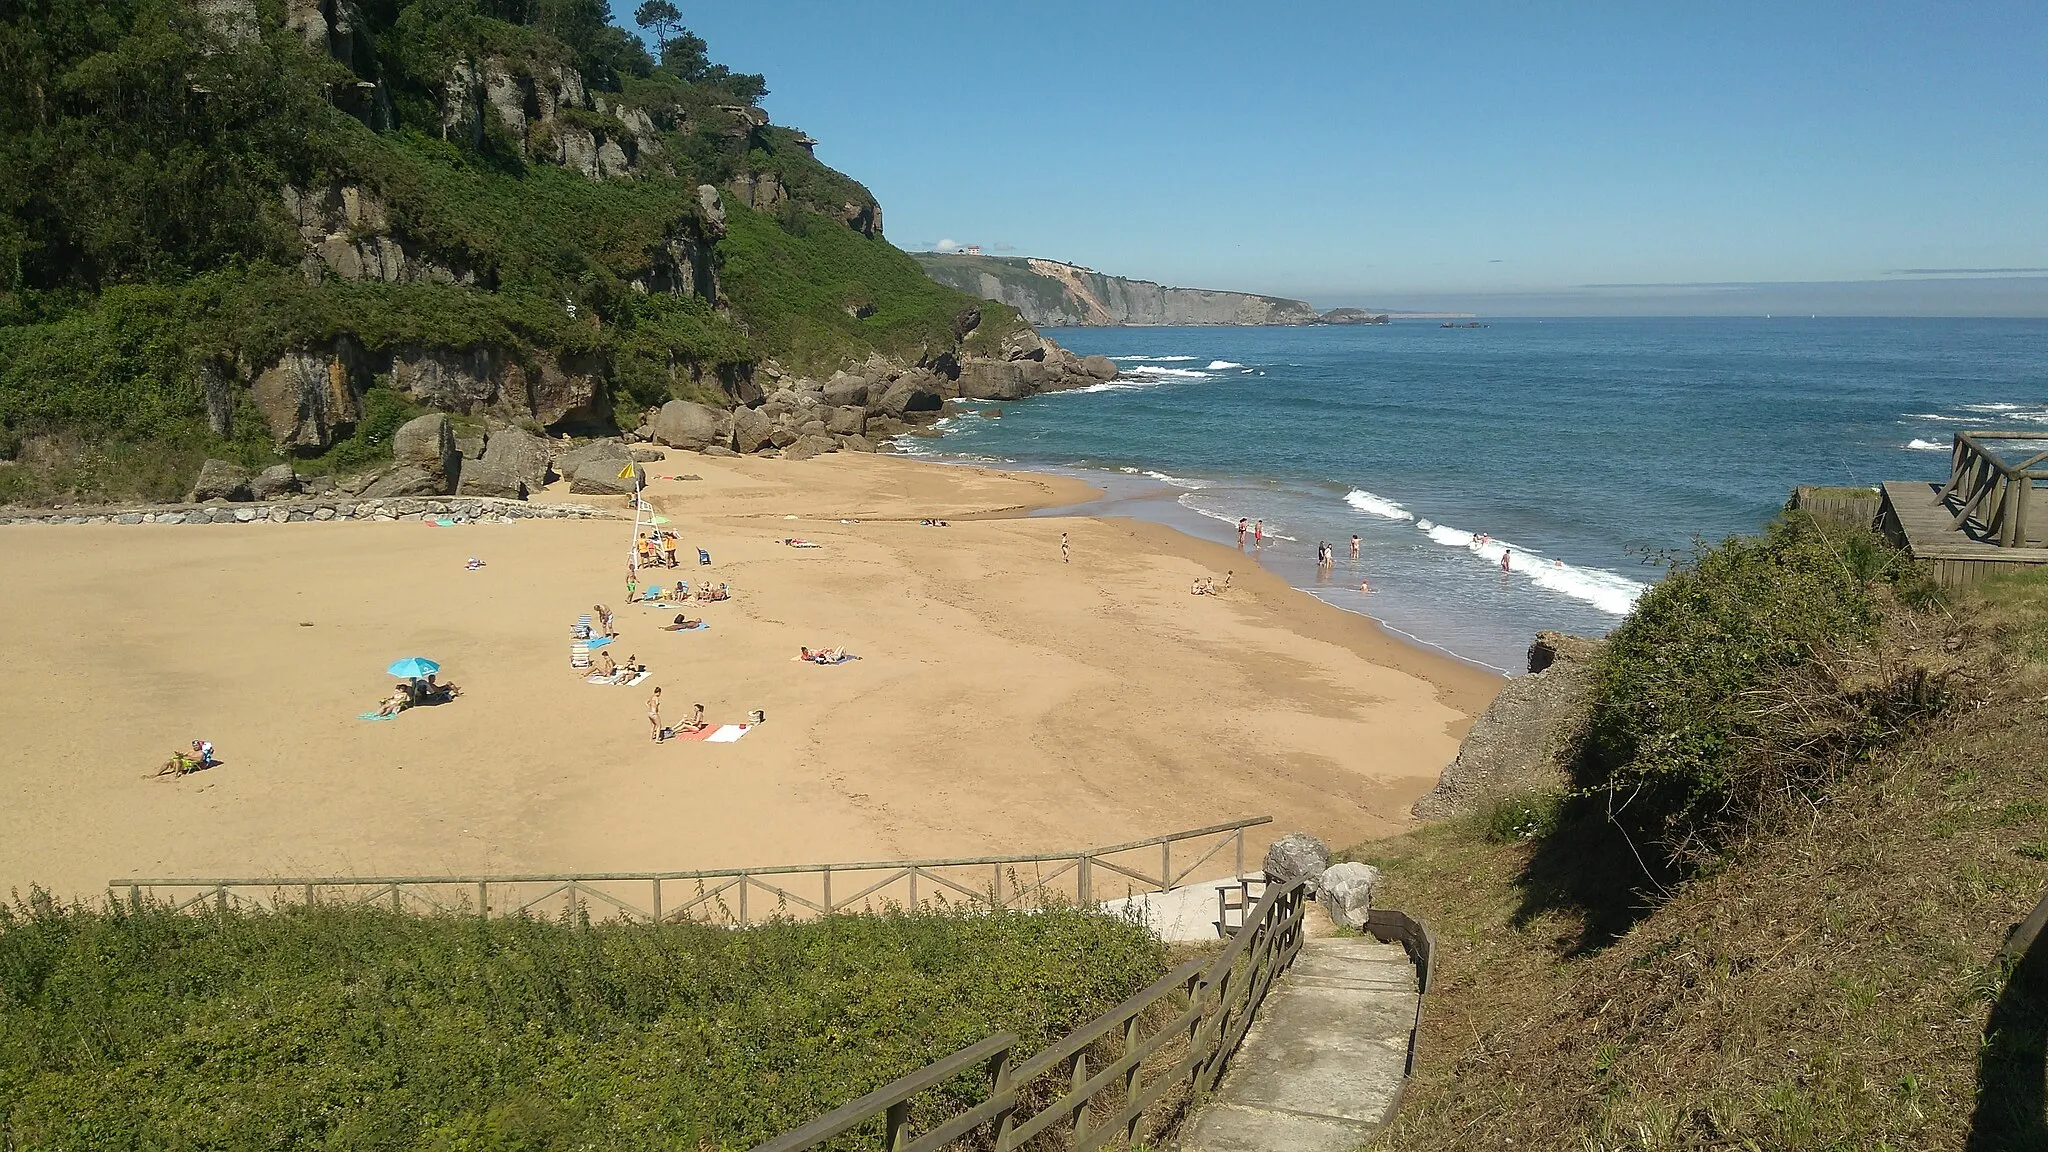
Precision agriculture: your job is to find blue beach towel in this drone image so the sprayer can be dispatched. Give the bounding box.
[358,711,399,721]
[667,622,709,632]
[586,636,615,649]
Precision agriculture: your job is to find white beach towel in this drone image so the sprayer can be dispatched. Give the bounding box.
[704,724,749,743]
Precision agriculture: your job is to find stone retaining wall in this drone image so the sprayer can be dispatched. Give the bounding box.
[0,496,620,527]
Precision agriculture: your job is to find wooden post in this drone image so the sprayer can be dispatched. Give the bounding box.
[989,1049,1018,1150]
[1077,856,1092,906]
[883,1100,911,1151]
[822,866,832,914]
[1161,840,1171,889]
[649,879,660,924]
[991,863,1002,909]
[1122,1013,1145,1141]
[216,886,228,913]
[738,874,749,925]
[128,884,141,912]
[1070,1051,1092,1142]
[479,881,489,920]
[909,867,918,908]
[1234,828,1244,879]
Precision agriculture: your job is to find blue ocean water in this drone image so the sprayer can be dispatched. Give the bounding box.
[907,318,2048,672]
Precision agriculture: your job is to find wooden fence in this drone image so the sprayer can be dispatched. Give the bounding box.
[106,817,1270,926]
[1939,431,2048,548]
[749,876,1315,1152]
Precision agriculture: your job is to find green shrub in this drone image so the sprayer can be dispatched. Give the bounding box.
[0,897,1165,1150]
[1569,516,1943,870]
[1482,789,1562,844]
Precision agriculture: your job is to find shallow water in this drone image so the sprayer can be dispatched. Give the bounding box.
[910,318,2048,672]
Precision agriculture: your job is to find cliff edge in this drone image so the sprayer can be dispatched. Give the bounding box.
[913,254,1320,327]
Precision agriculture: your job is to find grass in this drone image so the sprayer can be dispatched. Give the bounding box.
[0,898,1167,1151]
[1353,556,2048,1151]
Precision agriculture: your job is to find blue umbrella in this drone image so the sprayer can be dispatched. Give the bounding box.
[387,657,441,678]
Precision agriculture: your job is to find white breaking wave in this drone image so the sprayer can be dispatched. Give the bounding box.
[1344,489,1415,521]
[1965,402,2025,411]
[1143,470,1210,489]
[1419,522,1646,616]
[1906,439,1948,451]
[1205,360,1245,370]
[1121,366,1213,380]
[1902,413,1970,421]
[1107,354,1200,362]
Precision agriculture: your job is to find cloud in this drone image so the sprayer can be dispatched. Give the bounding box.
[933,238,961,253]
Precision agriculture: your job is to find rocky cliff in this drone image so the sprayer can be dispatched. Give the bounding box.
[0,0,1090,504]
[913,255,1321,327]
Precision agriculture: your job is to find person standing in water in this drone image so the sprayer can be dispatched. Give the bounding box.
[1254,520,1264,547]
[1237,518,1248,548]
[1501,549,1512,573]
[1350,535,1360,560]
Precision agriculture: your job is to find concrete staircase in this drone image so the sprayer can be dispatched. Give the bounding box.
[1179,936,1419,1151]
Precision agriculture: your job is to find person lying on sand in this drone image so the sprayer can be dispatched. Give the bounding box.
[155,739,214,776]
[377,687,409,717]
[797,646,851,664]
[662,613,702,631]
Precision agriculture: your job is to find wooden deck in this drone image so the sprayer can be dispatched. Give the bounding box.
[1881,480,2048,587]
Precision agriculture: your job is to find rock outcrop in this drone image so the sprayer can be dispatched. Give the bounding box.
[1262,833,1331,888]
[915,254,1321,327]
[457,424,553,499]
[189,459,253,502]
[1412,631,1605,820]
[250,343,368,450]
[1317,862,1380,931]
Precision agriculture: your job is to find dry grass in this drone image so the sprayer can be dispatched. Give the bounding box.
[1358,571,2048,1150]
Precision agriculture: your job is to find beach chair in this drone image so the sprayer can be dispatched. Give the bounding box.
[571,640,591,669]
[573,614,592,640]
[698,548,711,566]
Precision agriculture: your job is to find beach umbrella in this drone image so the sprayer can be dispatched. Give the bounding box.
[387,657,440,678]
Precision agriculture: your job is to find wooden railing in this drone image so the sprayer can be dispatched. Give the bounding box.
[749,876,1314,1152]
[1939,431,2048,548]
[107,818,1270,925]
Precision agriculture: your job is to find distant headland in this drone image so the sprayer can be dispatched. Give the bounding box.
[913,253,1473,327]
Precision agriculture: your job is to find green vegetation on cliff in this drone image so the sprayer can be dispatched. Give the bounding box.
[1352,521,2048,1150]
[0,898,1164,1149]
[0,0,1012,502]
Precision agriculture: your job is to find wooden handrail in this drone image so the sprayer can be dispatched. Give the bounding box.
[742,876,1317,1152]
[1939,431,2048,548]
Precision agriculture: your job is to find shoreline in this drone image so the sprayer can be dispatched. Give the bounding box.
[0,449,1498,900]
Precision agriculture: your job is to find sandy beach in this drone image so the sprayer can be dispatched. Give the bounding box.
[0,452,1499,901]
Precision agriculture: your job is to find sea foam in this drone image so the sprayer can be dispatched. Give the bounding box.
[1906,439,1947,451]
[1418,521,1645,615]
[1206,360,1245,370]
[1122,366,1213,380]
[1108,354,1200,362]
[1344,489,1415,521]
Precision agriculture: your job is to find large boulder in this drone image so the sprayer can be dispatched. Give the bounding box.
[459,424,553,499]
[554,438,629,479]
[1081,355,1119,381]
[731,406,775,454]
[825,406,867,437]
[650,400,730,451]
[359,464,448,498]
[837,434,876,453]
[956,359,1039,402]
[189,459,253,502]
[1261,833,1330,888]
[249,463,300,501]
[783,433,838,462]
[392,413,459,493]
[1412,631,1604,819]
[1317,862,1380,931]
[823,374,870,409]
[875,376,944,417]
[569,458,643,495]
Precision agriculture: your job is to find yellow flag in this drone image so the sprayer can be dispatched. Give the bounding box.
[617,463,635,479]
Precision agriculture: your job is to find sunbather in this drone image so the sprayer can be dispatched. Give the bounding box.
[662,613,702,631]
[594,650,618,677]
[156,739,214,776]
[376,687,409,717]
[798,646,850,664]
[680,703,707,733]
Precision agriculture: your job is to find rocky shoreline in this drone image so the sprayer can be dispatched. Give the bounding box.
[0,495,617,527]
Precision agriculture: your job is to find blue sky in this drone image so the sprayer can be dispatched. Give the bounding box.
[610,1,2048,314]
